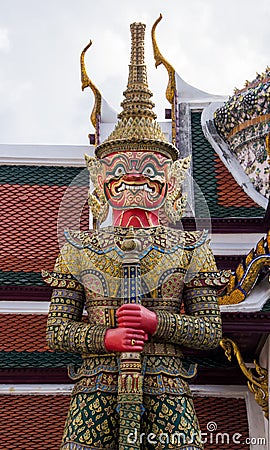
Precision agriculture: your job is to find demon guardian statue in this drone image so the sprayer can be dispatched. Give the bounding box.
[44,22,222,450]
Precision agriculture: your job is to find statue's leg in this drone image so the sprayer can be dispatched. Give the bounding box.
[142,393,203,449]
[60,391,118,449]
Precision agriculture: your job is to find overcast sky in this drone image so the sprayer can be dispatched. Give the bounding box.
[0,0,269,145]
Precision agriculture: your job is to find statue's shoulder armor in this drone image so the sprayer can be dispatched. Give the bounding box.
[64,227,121,255]
[163,227,208,251]
[63,227,209,257]
[64,229,98,249]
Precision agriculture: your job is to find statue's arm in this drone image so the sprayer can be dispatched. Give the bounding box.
[153,243,222,350]
[153,286,221,350]
[44,248,107,355]
[46,285,107,354]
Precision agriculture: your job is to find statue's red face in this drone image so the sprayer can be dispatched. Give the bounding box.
[99,151,171,211]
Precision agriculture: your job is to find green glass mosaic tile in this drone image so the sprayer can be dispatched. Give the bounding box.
[0,271,45,286]
[0,351,82,368]
[0,351,232,369]
[0,166,89,186]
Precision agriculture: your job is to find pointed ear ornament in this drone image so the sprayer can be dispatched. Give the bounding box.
[85,154,109,227]
[162,156,191,224]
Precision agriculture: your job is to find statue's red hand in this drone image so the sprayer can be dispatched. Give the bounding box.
[104,327,146,352]
[116,304,158,335]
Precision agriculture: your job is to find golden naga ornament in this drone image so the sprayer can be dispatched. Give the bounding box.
[218,230,270,305]
[220,338,269,419]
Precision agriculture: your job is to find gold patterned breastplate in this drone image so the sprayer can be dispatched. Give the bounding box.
[65,225,208,300]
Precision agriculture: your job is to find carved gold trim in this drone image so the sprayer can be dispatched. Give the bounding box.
[151,14,177,146]
[220,338,268,419]
[266,133,270,157]
[80,41,102,143]
[218,230,270,305]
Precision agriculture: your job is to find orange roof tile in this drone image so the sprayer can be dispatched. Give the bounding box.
[195,396,249,448]
[0,394,249,449]
[214,157,258,208]
[0,314,88,352]
[0,394,69,449]
[0,314,48,352]
[0,184,89,273]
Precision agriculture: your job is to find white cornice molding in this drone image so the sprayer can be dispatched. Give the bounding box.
[0,144,94,166]
[0,383,247,396]
[0,384,73,394]
[190,384,247,397]
[210,233,265,255]
[0,301,88,314]
[0,301,50,313]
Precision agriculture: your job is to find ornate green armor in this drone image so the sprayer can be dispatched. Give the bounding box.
[44,226,222,449]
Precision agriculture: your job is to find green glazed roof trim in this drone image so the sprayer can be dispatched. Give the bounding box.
[0,165,89,186]
[182,355,232,369]
[261,297,270,311]
[0,351,233,369]
[0,271,45,286]
[191,112,265,218]
[0,351,82,368]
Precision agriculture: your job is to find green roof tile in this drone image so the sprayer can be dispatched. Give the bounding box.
[0,351,82,368]
[191,112,265,218]
[0,351,233,369]
[0,166,89,186]
[0,271,45,286]
[261,298,270,312]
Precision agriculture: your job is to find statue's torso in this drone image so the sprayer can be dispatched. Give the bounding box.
[61,226,209,326]
[59,226,212,396]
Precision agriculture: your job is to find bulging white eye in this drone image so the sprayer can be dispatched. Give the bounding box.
[114,165,126,177]
[142,166,155,177]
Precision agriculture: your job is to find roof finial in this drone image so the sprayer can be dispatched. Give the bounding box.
[80,40,102,145]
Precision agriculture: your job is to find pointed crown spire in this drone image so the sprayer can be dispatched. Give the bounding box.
[95,22,179,161]
[118,23,156,121]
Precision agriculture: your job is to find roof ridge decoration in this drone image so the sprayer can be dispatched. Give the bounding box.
[214,66,270,140]
[233,66,270,94]
[218,230,270,305]
[95,21,179,161]
[213,67,270,200]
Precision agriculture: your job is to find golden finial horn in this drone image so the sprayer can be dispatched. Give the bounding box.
[151,14,163,69]
[80,40,102,143]
[151,14,176,105]
[151,14,177,146]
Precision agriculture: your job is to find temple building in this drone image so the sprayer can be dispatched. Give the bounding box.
[0,16,269,450]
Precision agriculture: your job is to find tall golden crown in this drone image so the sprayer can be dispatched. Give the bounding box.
[95,22,179,161]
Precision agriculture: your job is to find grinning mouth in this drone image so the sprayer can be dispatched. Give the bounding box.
[115,182,155,194]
